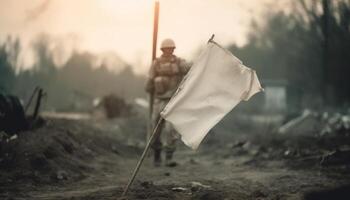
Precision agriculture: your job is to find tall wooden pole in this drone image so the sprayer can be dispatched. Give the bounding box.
[120,1,162,197]
[148,1,159,140]
[152,1,159,61]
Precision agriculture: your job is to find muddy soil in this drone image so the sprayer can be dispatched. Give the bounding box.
[1,117,350,200]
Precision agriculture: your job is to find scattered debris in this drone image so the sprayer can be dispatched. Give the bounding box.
[188,158,199,165]
[278,110,319,135]
[164,172,171,176]
[279,109,350,137]
[24,86,40,113]
[166,161,178,167]
[321,113,350,136]
[0,131,8,142]
[230,140,247,149]
[99,94,132,119]
[111,145,120,154]
[320,149,350,166]
[222,109,350,170]
[140,181,154,189]
[8,134,17,142]
[190,181,212,192]
[252,189,268,198]
[0,119,139,186]
[56,170,69,180]
[0,93,28,135]
[0,88,47,136]
[172,187,188,192]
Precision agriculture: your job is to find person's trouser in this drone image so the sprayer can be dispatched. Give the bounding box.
[151,98,179,159]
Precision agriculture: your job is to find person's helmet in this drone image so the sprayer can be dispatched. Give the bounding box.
[160,38,176,49]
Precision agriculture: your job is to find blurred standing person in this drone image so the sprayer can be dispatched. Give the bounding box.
[146,38,191,167]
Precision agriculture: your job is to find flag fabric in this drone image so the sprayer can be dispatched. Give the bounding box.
[160,41,263,149]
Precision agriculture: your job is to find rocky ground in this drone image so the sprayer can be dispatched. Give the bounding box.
[0,114,350,200]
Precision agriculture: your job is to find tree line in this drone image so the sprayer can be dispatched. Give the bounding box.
[0,35,146,111]
[229,0,350,112]
[1,0,349,113]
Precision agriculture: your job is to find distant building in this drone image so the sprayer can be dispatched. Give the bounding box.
[261,79,288,113]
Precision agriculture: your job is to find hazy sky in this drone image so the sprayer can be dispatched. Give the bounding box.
[0,0,290,74]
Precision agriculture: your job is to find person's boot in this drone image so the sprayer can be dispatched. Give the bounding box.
[165,152,177,167]
[154,150,161,167]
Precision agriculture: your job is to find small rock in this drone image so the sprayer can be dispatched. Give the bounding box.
[189,158,198,165]
[191,181,211,192]
[83,147,93,155]
[164,172,171,176]
[7,134,18,142]
[30,155,49,170]
[0,131,9,142]
[172,187,188,192]
[56,170,68,180]
[197,191,222,200]
[140,181,153,188]
[111,145,120,154]
[231,140,247,148]
[252,190,268,198]
[242,141,252,150]
[284,149,291,156]
[165,161,178,167]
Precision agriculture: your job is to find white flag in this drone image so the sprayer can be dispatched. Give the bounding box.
[160,41,263,149]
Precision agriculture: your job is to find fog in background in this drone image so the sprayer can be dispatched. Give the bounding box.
[1,0,349,113]
[0,0,290,73]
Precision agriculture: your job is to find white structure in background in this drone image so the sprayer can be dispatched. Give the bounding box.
[262,80,288,113]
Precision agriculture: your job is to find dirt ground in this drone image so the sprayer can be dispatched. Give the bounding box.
[1,115,350,200]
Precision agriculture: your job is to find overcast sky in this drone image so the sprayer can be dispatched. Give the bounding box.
[0,0,290,74]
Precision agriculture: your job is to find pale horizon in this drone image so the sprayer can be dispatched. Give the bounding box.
[0,0,291,74]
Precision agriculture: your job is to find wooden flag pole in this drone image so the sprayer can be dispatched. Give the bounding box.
[121,117,165,197]
[148,0,160,141]
[121,34,217,197]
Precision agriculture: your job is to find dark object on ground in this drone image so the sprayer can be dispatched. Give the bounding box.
[165,161,178,167]
[0,88,46,136]
[101,94,132,118]
[0,94,28,135]
[32,88,44,120]
[304,184,350,200]
[320,149,350,166]
[24,86,39,114]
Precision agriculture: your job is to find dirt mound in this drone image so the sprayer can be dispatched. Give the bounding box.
[0,119,140,185]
